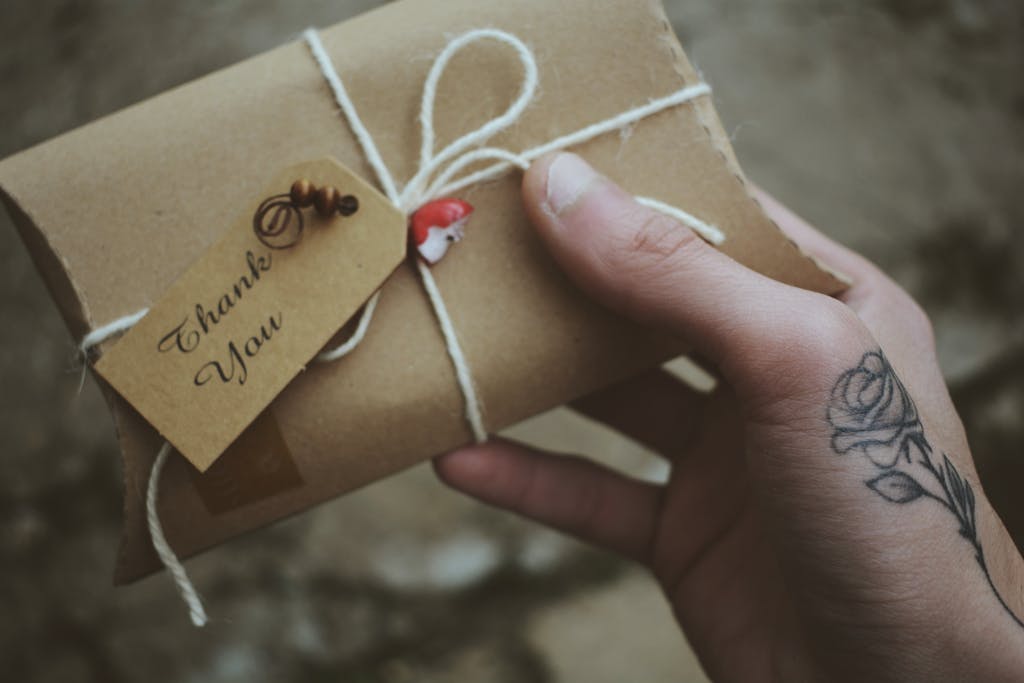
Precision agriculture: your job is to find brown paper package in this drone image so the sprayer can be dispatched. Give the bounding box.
[0,0,845,583]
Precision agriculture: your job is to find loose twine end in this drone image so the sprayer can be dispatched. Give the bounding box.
[146,442,208,627]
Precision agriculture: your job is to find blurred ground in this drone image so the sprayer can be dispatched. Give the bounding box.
[1,0,1022,681]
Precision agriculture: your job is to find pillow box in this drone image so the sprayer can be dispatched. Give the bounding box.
[0,0,845,583]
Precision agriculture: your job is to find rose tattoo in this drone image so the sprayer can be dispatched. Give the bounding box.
[827,351,927,468]
[827,350,1022,629]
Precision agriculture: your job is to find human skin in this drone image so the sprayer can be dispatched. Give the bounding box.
[433,152,1024,681]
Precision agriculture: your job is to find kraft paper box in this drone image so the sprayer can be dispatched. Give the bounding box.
[0,0,844,583]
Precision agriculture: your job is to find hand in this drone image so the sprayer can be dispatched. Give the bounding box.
[433,153,1024,681]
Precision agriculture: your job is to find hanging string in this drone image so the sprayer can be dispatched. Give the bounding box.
[147,442,208,626]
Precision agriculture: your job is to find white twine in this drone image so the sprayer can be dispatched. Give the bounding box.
[78,308,149,356]
[634,196,725,244]
[78,28,721,626]
[147,442,208,626]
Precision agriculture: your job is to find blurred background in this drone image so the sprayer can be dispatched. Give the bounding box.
[1,0,1022,680]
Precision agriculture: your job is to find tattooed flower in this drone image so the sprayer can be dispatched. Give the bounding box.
[827,351,926,468]
[826,349,1022,629]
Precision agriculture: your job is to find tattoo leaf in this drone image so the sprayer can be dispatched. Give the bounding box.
[865,470,925,504]
[941,454,978,539]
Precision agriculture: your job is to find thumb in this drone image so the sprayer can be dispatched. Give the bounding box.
[521,152,863,385]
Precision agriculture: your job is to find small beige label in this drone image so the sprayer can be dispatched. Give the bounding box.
[96,158,406,471]
[190,410,302,514]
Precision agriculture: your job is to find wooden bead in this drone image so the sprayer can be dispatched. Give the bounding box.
[289,179,315,207]
[337,194,359,216]
[313,186,339,217]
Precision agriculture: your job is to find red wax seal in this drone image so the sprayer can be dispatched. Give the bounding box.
[410,198,474,265]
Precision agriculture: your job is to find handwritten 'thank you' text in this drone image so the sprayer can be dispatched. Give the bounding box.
[156,250,283,386]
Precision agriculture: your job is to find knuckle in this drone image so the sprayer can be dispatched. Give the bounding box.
[764,295,867,368]
[804,296,869,355]
[815,296,865,342]
[573,475,609,538]
[852,269,937,351]
[613,208,703,273]
[510,453,543,515]
[723,294,871,404]
[891,288,936,348]
[589,208,707,322]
